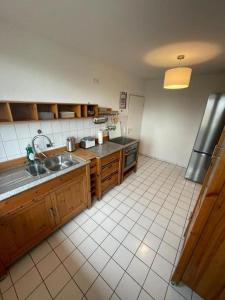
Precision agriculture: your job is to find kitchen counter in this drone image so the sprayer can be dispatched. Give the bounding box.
[73,148,97,160]
[87,141,124,158]
[0,139,139,202]
[0,155,88,202]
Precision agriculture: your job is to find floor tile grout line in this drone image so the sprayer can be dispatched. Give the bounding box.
[136,166,183,300]
[8,270,19,300]
[29,244,73,300]
[134,163,194,300]
[78,158,193,299]
[162,176,197,300]
[168,184,197,300]
[103,162,182,300]
[4,156,199,300]
[45,237,86,299]
[77,175,163,299]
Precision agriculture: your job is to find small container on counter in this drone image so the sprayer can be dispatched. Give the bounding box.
[97,130,104,144]
[66,137,76,152]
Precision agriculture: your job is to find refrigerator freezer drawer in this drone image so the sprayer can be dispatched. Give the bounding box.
[185,151,211,184]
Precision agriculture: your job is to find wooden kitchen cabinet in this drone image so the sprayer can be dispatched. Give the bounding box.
[96,151,122,199]
[53,175,87,225]
[171,127,225,300]
[0,165,90,276]
[0,194,55,266]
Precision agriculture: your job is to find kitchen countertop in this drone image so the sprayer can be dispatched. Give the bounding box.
[0,155,88,202]
[87,141,124,158]
[0,139,139,202]
[72,140,139,160]
[73,148,97,160]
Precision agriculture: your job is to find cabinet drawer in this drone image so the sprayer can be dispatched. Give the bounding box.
[101,151,120,167]
[101,172,118,193]
[101,160,119,179]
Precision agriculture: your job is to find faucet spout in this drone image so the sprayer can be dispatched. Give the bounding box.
[32,134,54,160]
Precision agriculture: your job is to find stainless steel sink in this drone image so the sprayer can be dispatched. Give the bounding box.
[26,163,47,176]
[44,153,78,172]
[0,167,32,192]
[0,153,83,197]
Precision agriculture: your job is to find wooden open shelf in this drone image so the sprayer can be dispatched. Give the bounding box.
[87,104,98,117]
[10,103,38,121]
[37,103,58,120]
[58,104,81,118]
[81,105,87,118]
[0,101,102,123]
[0,103,13,122]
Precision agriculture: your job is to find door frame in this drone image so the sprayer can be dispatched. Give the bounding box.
[127,93,145,138]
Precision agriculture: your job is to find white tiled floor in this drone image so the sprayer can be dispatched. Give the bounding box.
[0,155,204,300]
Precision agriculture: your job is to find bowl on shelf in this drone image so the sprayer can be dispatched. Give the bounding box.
[38,112,54,120]
[59,111,75,119]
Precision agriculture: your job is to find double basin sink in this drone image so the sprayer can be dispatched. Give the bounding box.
[26,153,79,176]
[0,153,80,195]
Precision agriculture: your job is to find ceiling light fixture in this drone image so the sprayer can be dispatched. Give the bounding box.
[163,55,192,89]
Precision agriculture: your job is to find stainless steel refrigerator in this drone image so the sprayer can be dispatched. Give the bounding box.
[185,93,225,183]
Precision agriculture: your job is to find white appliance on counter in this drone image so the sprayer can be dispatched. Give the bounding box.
[80,137,96,149]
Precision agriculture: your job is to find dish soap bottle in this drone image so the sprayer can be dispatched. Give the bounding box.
[26,144,35,163]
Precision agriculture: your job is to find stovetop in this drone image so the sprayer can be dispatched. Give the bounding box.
[110,136,136,145]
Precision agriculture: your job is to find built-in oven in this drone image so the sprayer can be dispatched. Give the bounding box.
[124,143,138,171]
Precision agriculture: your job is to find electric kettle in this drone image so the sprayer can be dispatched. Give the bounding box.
[66,137,76,152]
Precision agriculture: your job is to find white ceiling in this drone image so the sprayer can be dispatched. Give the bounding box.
[0,0,225,79]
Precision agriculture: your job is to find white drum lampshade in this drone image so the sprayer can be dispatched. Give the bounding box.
[164,67,192,89]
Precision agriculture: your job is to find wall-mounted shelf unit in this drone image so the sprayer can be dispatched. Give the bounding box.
[81,105,87,118]
[0,101,102,123]
[10,103,38,121]
[58,104,82,118]
[0,103,13,122]
[37,103,58,120]
[87,104,98,117]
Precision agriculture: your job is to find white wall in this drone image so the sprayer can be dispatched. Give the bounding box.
[140,73,225,167]
[0,21,143,108]
[0,21,144,161]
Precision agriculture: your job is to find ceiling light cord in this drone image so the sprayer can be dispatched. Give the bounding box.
[177,54,185,65]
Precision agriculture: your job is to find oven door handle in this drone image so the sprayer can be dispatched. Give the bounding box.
[124,150,137,156]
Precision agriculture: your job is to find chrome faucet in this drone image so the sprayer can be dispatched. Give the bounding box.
[32,134,54,160]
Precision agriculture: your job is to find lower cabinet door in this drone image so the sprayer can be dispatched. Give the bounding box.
[52,176,86,226]
[0,195,55,266]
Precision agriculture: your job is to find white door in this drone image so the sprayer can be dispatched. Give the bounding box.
[127,94,145,139]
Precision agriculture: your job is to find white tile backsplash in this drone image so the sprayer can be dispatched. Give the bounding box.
[18,138,31,156]
[14,123,31,139]
[3,140,21,159]
[29,122,41,136]
[41,121,53,134]
[0,140,7,161]
[0,119,106,161]
[0,124,17,141]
